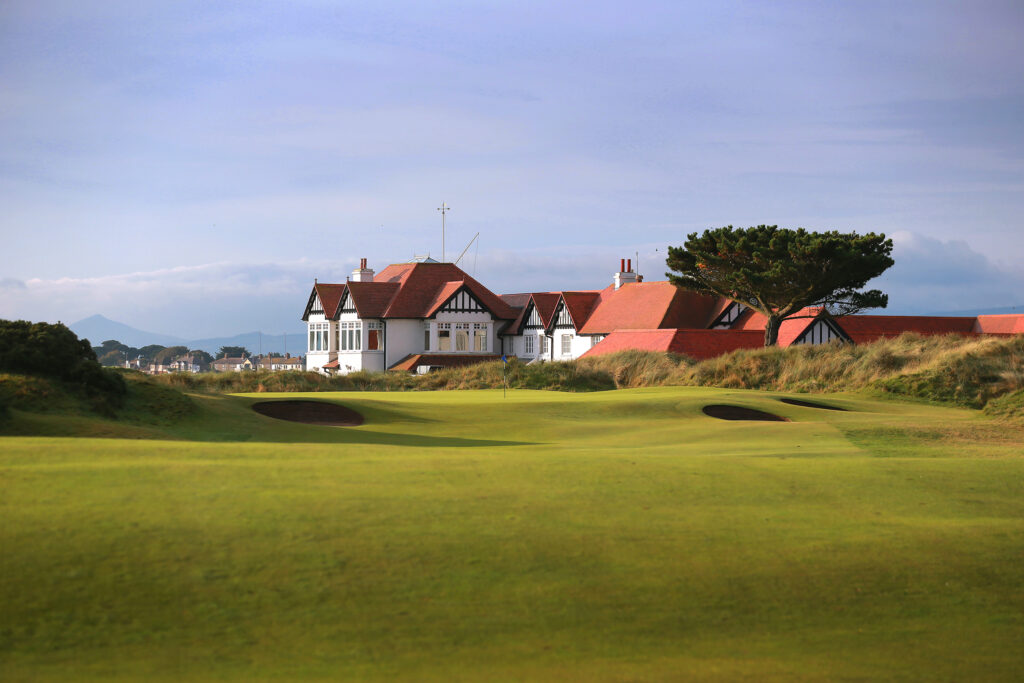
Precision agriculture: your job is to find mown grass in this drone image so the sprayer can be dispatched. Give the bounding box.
[1,387,1023,681]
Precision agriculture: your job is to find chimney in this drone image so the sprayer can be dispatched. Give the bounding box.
[351,257,375,282]
[613,257,639,290]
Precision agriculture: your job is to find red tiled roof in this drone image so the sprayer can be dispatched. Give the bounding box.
[373,262,517,320]
[578,282,719,334]
[314,283,345,319]
[580,328,764,360]
[388,353,501,372]
[560,291,602,329]
[833,315,976,344]
[974,314,1024,334]
[531,293,561,328]
[345,281,400,318]
[499,293,532,333]
[321,359,340,369]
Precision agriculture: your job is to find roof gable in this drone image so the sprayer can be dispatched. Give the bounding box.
[302,283,345,321]
[373,262,517,320]
[345,281,401,319]
[428,284,491,317]
[560,292,602,331]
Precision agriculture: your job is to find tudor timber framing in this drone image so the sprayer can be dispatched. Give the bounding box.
[523,303,545,330]
[302,289,324,320]
[709,301,747,329]
[552,301,576,330]
[433,286,488,316]
[792,316,849,345]
[339,290,357,314]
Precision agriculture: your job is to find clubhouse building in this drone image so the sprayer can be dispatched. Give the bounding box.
[302,257,1024,374]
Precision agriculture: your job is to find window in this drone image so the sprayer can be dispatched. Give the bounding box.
[455,323,470,352]
[309,323,329,351]
[438,323,451,351]
[591,335,604,347]
[524,335,534,355]
[561,334,572,355]
[424,326,430,351]
[367,321,383,351]
[541,336,550,354]
[473,324,487,352]
[340,322,361,352]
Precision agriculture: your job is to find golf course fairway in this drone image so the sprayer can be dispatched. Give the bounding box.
[1,386,1022,681]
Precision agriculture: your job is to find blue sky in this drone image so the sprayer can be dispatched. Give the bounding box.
[1,1,1023,337]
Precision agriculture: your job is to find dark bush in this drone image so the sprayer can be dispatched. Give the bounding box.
[0,319,126,412]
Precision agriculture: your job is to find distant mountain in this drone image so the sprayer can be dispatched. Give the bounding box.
[70,314,188,348]
[70,314,307,356]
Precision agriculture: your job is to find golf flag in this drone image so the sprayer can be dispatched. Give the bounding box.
[501,355,507,363]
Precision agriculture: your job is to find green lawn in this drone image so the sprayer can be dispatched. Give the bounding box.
[1,387,1022,681]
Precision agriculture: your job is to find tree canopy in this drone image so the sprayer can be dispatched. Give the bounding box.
[153,346,189,365]
[217,346,250,359]
[666,225,894,346]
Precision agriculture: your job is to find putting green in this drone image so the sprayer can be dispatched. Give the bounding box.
[1,387,1022,681]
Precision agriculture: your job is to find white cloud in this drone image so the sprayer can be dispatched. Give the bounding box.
[875,232,1024,313]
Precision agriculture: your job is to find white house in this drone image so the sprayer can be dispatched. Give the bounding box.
[302,257,518,374]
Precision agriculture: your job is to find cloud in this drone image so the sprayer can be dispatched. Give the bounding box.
[0,260,346,338]
[875,232,1024,313]
[0,277,26,290]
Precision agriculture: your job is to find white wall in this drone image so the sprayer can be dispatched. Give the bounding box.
[385,319,425,367]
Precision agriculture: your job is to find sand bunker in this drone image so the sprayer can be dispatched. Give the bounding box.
[779,397,848,411]
[252,400,364,426]
[702,404,789,422]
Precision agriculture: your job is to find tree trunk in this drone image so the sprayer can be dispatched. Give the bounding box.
[764,315,781,346]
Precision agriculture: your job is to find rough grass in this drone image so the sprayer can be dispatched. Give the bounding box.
[1,388,1023,681]
[683,332,1024,408]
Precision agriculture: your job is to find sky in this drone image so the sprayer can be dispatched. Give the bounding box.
[1,0,1023,338]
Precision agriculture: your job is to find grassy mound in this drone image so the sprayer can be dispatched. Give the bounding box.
[0,370,196,436]
[576,333,1024,410]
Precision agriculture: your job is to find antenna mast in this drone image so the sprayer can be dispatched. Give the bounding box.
[454,232,480,266]
[437,202,450,262]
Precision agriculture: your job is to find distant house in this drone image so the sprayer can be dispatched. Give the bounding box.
[256,355,304,371]
[211,356,254,372]
[168,354,208,373]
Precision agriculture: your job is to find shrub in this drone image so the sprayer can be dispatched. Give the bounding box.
[0,320,126,413]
